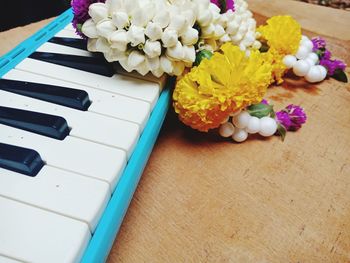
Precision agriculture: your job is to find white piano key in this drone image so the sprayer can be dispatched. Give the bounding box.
[0,166,110,232]
[16,58,160,108]
[37,40,168,87]
[0,196,90,263]
[37,42,92,57]
[0,124,126,190]
[3,69,151,129]
[0,255,22,263]
[54,28,82,39]
[0,90,139,157]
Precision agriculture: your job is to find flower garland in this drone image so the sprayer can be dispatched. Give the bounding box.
[71,0,347,143]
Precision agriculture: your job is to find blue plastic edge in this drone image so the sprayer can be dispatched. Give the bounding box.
[0,8,173,263]
[81,81,173,263]
[0,9,73,78]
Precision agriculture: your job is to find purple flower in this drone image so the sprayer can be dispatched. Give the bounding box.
[320,58,347,76]
[261,99,269,105]
[71,0,105,38]
[276,105,307,131]
[210,0,235,12]
[311,37,326,52]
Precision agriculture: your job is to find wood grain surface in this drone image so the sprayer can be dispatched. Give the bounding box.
[0,1,349,262]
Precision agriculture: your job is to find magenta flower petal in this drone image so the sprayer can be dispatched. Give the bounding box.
[276,104,307,131]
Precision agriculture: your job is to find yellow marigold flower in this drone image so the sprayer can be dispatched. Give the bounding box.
[257,15,301,56]
[262,50,287,85]
[173,43,272,132]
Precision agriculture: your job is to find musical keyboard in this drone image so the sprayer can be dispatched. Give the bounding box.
[0,9,172,263]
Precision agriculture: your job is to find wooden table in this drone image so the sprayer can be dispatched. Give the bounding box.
[1,1,349,262]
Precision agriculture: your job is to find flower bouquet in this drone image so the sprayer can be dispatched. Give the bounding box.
[71,0,347,143]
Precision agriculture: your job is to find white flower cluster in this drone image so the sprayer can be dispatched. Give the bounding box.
[283,35,327,83]
[219,111,277,142]
[82,0,259,77]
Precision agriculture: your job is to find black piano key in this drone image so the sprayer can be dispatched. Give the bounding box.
[48,37,87,50]
[0,143,44,177]
[29,52,115,77]
[0,79,91,111]
[0,106,70,140]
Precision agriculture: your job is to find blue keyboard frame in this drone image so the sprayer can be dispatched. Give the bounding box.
[0,9,172,263]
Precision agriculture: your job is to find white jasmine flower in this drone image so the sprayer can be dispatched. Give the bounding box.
[118,58,133,72]
[112,11,129,29]
[127,25,145,47]
[128,50,145,68]
[197,10,213,27]
[226,21,239,34]
[151,68,165,78]
[135,61,150,76]
[182,10,196,27]
[161,28,178,47]
[214,24,225,39]
[153,11,170,28]
[87,38,98,52]
[143,40,161,58]
[82,19,98,38]
[160,56,173,74]
[168,15,187,34]
[145,22,163,41]
[201,24,215,38]
[146,56,160,71]
[104,48,127,62]
[96,19,115,39]
[109,30,128,51]
[166,41,184,61]
[180,27,199,46]
[219,34,231,43]
[182,45,195,63]
[88,3,108,24]
[172,61,185,76]
[95,37,110,53]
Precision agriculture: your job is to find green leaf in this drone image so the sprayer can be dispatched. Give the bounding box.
[76,23,83,33]
[194,50,213,66]
[276,123,287,142]
[331,69,348,83]
[247,103,274,118]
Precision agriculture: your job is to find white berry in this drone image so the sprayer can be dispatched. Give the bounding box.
[295,46,310,60]
[259,117,277,137]
[246,116,260,134]
[301,39,314,52]
[306,52,319,64]
[232,111,251,129]
[317,65,327,79]
[301,35,309,43]
[283,55,297,69]
[293,60,311,77]
[305,65,327,83]
[219,122,235,137]
[232,128,248,142]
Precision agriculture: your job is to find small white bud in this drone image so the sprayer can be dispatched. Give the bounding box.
[168,15,187,34]
[201,24,215,38]
[135,61,150,76]
[143,40,161,58]
[182,10,196,27]
[88,3,108,24]
[82,19,98,38]
[153,11,170,28]
[197,10,213,27]
[145,22,163,41]
[166,41,184,61]
[87,38,98,52]
[127,25,145,46]
[214,24,225,39]
[226,21,239,34]
[160,56,174,74]
[109,30,128,51]
[283,55,297,69]
[112,11,129,29]
[128,50,145,68]
[172,61,185,76]
[104,48,126,62]
[180,27,199,46]
[151,67,165,78]
[145,56,160,71]
[161,28,178,47]
[219,34,231,43]
[95,37,110,53]
[96,19,115,39]
[182,45,196,63]
[119,58,132,72]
